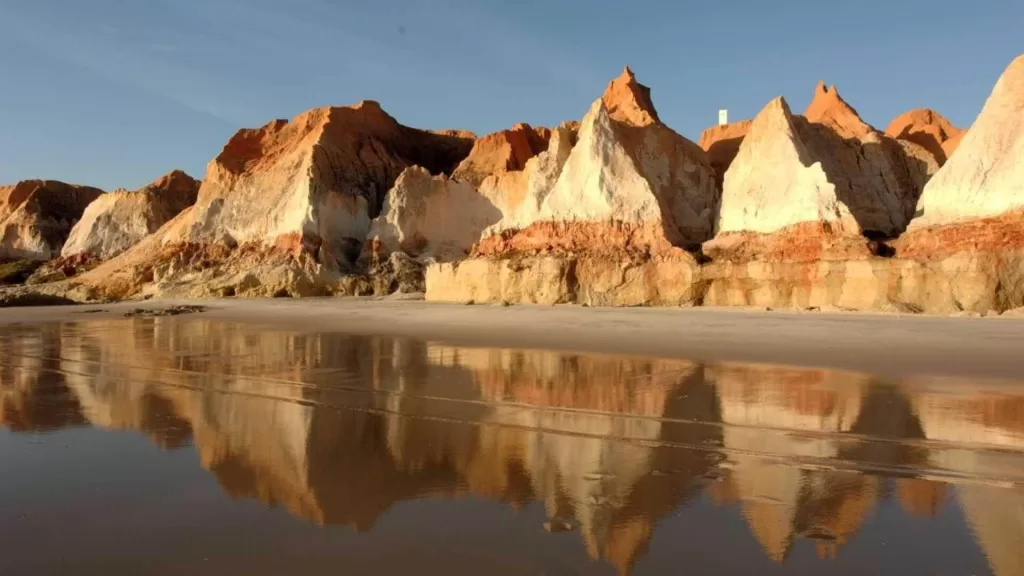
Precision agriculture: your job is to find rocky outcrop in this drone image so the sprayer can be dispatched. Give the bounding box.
[68,102,474,299]
[0,180,103,260]
[482,67,718,253]
[706,97,871,262]
[451,123,552,186]
[887,55,1024,313]
[61,170,200,260]
[364,167,498,262]
[699,119,751,189]
[690,75,1015,315]
[427,67,717,306]
[706,81,939,263]
[363,123,573,264]
[801,82,934,233]
[886,108,964,165]
[904,55,1024,237]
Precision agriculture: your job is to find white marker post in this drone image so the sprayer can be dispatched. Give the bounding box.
[718,109,728,126]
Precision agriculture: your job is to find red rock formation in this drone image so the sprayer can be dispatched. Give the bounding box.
[452,123,552,186]
[800,81,931,232]
[941,130,966,158]
[474,67,716,258]
[708,81,941,267]
[886,108,964,164]
[0,180,104,260]
[601,66,660,126]
[804,81,874,139]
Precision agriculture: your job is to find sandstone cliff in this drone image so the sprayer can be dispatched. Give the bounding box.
[61,170,200,260]
[799,81,933,236]
[364,122,570,264]
[0,180,103,261]
[427,67,718,306]
[707,80,938,263]
[706,97,867,262]
[479,67,718,254]
[885,108,964,165]
[699,119,751,189]
[885,54,1024,314]
[691,77,1013,314]
[451,123,552,186]
[905,55,1024,234]
[69,102,474,299]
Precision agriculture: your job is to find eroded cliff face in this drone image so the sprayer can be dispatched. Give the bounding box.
[0,180,103,261]
[699,119,752,190]
[6,54,1023,315]
[66,102,474,299]
[903,55,1024,237]
[61,170,200,261]
[707,82,936,262]
[363,122,571,264]
[427,67,717,306]
[425,69,994,312]
[685,60,1024,315]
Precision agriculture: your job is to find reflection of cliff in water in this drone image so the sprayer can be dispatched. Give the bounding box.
[3,319,1024,574]
[712,363,877,561]
[0,325,86,431]
[2,320,721,575]
[911,380,1024,576]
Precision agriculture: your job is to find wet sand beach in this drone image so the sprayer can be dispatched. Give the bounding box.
[4,298,1024,379]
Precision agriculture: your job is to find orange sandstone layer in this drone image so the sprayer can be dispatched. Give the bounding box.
[896,210,1024,259]
[473,221,686,259]
[703,221,880,263]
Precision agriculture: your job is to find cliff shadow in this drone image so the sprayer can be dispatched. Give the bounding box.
[614,121,718,251]
[792,117,933,240]
[705,136,746,192]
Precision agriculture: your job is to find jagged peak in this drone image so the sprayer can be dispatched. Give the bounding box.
[600,66,660,127]
[804,80,872,137]
[749,96,798,131]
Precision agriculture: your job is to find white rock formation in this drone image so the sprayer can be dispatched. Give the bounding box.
[479,123,578,234]
[910,54,1024,228]
[73,102,473,298]
[714,97,856,236]
[365,122,575,262]
[61,170,200,260]
[492,67,718,250]
[366,167,501,262]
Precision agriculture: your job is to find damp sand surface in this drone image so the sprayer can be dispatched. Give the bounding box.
[2,300,1024,575]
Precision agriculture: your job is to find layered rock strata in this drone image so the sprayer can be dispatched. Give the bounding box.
[710,81,934,256]
[703,56,1024,314]
[427,67,718,306]
[68,102,474,299]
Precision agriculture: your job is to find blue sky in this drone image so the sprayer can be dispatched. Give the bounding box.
[1,0,1021,191]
